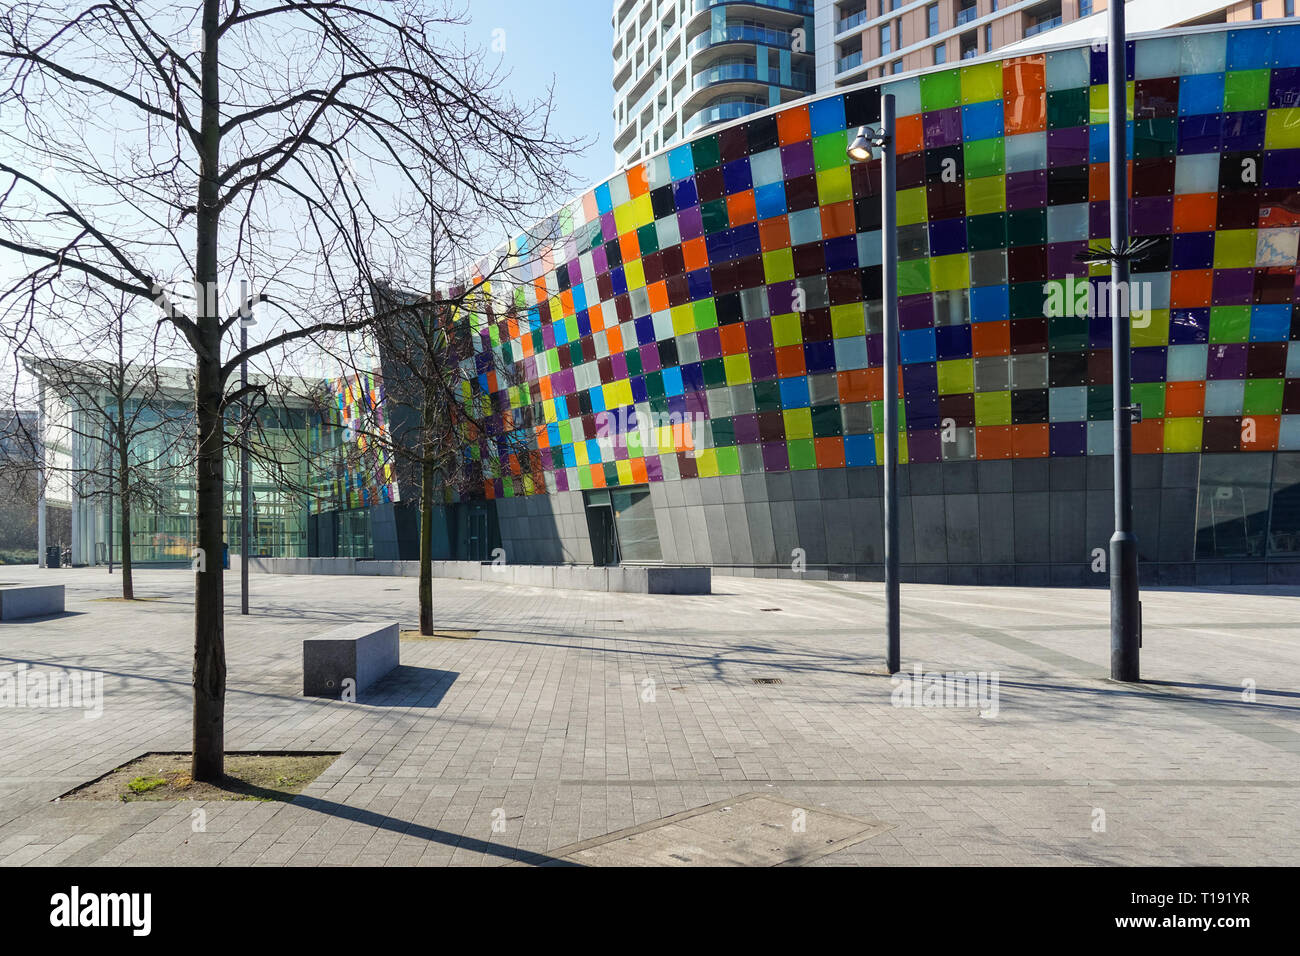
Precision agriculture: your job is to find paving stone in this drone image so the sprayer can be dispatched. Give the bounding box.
[0,565,1296,865]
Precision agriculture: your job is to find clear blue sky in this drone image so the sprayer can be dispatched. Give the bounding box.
[459,0,616,197]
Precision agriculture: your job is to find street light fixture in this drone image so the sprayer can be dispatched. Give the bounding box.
[847,95,901,675]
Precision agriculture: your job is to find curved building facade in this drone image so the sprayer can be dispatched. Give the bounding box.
[438,21,1300,586]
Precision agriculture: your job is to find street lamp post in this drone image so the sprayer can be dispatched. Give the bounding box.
[1107,1,1140,681]
[240,319,250,616]
[848,93,901,675]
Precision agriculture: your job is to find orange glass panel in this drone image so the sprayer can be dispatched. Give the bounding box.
[775,344,807,377]
[682,236,710,272]
[1012,423,1050,458]
[1170,269,1213,307]
[1243,414,1280,451]
[759,215,792,251]
[894,113,925,154]
[814,437,845,468]
[1165,381,1205,417]
[820,200,857,239]
[619,230,640,264]
[976,425,1015,459]
[1173,193,1217,233]
[777,104,811,145]
[728,189,757,226]
[1131,418,1164,454]
[646,280,669,313]
[719,322,748,355]
[1003,56,1046,135]
[972,320,1011,356]
[838,368,873,403]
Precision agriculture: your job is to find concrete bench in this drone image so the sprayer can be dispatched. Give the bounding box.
[0,584,65,620]
[303,621,400,700]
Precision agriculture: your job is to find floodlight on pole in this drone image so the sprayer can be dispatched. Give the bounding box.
[847,96,901,675]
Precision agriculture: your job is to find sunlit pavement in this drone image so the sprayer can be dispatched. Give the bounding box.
[0,564,1296,865]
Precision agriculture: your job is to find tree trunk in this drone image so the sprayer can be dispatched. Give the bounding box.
[193,370,226,781]
[419,452,433,636]
[118,438,133,601]
[192,0,225,783]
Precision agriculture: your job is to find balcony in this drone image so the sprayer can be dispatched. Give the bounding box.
[837,10,867,33]
[692,0,814,13]
[683,97,767,135]
[688,24,794,55]
[691,61,813,92]
[956,5,979,25]
[1024,16,1063,37]
[837,50,863,72]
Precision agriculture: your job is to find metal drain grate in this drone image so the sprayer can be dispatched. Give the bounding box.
[751,677,783,685]
[759,607,782,612]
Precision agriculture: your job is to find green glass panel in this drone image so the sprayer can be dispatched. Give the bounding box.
[754,380,782,412]
[1010,282,1048,319]
[1006,208,1047,246]
[813,130,849,172]
[1046,87,1088,129]
[1048,315,1088,351]
[691,135,721,170]
[1087,385,1113,421]
[811,404,843,437]
[1133,118,1177,159]
[711,417,736,446]
[702,357,727,388]
[1130,382,1166,419]
[966,213,1007,252]
[964,137,1005,178]
[919,68,961,111]
[1243,378,1284,415]
[787,438,817,470]
[636,223,659,255]
[700,198,729,234]
[1209,306,1251,343]
[1223,69,1269,112]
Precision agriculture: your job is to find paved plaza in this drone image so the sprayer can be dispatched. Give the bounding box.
[0,565,1297,866]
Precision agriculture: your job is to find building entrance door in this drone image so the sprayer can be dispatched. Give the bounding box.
[466,508,489,561]
[584,497,619,567]
[584,485,661,566]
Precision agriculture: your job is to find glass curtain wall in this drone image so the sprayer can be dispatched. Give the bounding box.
[110,402,311,562]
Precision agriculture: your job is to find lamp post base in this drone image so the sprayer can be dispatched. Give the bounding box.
[1109,531,1141,682]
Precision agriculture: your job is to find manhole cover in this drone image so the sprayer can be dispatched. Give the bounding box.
[549,793,892,867]
[752,677,782,685]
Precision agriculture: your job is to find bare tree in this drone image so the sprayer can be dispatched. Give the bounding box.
[357,214,551,636]
[0,0,576,780]
[9,280,192,598]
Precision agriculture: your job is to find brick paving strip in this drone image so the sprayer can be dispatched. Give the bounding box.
[0,565,1296,866]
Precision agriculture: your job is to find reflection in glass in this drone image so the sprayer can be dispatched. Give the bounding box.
[1268,453,1300,556]
[1195,454,1271,558]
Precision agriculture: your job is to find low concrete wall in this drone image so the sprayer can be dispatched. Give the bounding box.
[236,555,710,594]
[431,561,711,594]
[237,556,417,577]
[0,584,65,620]
[302,621,400,699]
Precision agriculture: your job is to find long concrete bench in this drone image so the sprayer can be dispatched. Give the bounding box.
[241,556,711,594]
[302,621,400,700]
[0,584,65,620]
